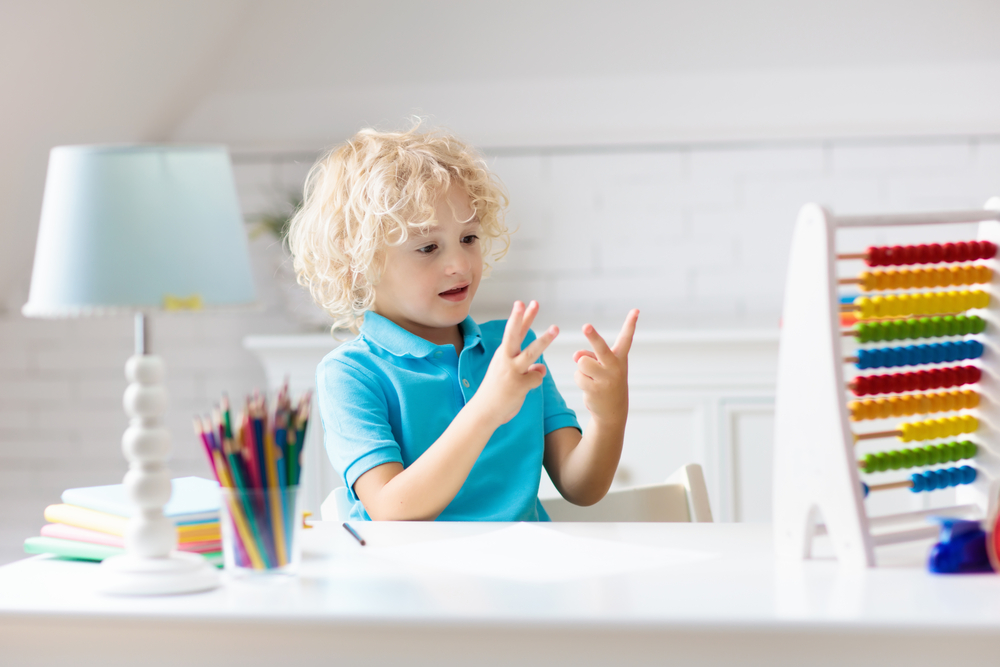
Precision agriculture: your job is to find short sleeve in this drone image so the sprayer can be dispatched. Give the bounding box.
[539,357,581,435]
[316,357,403,501]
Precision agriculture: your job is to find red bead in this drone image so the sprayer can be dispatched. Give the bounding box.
[943,243,957,262]
[917,370,932,391]
[889,245,905,266]
[968,241,983,260]
[893,373,907,393]
[982,241,998,259]
[866,246,881,267]
[928,243,943,263]
[915,244,930,264]
[939,367,954,389]
[968,366,982,384]
[903,245,918,265]
[955,242,970,262]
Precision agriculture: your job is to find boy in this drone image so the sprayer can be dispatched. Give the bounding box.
[288,124,638,521]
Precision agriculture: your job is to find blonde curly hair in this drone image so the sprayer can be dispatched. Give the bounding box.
[287,123,510,334]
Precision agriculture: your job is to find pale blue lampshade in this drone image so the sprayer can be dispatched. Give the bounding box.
[23,145,256,317]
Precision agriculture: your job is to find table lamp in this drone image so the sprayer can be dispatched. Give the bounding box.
[22,145,256,595]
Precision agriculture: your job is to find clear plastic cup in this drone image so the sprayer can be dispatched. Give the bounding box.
[219,485,301,577]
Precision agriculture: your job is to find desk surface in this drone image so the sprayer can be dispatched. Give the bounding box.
[2,522,1000,667]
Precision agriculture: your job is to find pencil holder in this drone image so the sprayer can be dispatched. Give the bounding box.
[220,485,302,576]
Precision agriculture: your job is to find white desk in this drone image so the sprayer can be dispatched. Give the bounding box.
[2,522,999,667]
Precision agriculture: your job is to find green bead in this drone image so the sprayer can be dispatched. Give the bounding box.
[905,319,918,340]
[892,320,907,340]
[901,449,915,469]
[962,440,977,459]
[972,315,986,334]
[944,442,958,463]
[928,444,941,465]
[918,317,931,338]
[914,447,928,467]
[955,315,970,335]
[878,320,892,342]
[863,454,875,473]
[931,316,944,337]
[943,316,957,336]
[890,450,904,470]
[876,451,890,472]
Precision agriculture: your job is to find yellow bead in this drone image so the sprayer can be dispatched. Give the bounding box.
[900,422,915,442]
[858,297,873,319]
[977,290,990,308]
[964,415,978,433]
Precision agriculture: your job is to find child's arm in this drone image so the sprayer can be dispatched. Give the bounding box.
[543,309,639,506]
[354,301,558,520]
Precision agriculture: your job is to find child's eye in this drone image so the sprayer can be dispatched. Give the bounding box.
[417,244,437,254]
[462,235,479,245]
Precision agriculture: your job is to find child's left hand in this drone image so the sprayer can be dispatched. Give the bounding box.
[572,309,639,426]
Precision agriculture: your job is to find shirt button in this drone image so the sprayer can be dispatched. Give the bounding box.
[462,379,470,388]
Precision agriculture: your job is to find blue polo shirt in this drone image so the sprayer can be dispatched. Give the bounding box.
[316,311,580,521]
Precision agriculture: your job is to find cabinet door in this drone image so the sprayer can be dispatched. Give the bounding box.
[721,400,776,523]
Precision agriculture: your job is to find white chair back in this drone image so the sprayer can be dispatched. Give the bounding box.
[540,463,714,522]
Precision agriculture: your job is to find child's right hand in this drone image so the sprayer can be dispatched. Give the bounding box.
[473,300,558,427]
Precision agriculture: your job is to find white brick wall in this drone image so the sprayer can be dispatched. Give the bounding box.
[2,135,999,565]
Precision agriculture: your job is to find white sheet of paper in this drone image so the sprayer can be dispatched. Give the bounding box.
[366,523,718,582]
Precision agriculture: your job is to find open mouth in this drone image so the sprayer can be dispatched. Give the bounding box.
[439,284,470,301]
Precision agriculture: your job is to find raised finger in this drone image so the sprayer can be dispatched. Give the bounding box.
[583,324,614,364]
[612,309,640,357]
[519,300,539,343]
[576,355,602,380]
[502,301,525,355]
[519,324,558,367]
[573,349,598,364]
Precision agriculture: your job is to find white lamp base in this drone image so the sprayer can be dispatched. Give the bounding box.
[100,551,219,596]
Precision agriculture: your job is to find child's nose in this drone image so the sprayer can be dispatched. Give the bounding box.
[445,247,471,274]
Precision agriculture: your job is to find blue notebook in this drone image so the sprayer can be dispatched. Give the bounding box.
[61,476,220,524]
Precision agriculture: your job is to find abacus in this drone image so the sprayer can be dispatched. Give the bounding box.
[774,200,1000,567]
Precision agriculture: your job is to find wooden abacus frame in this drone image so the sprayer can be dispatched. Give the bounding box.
[774,198,1000,567]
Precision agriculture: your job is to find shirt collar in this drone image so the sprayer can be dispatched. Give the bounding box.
[361,311,483,358]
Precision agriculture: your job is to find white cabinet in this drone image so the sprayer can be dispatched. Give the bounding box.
[245,329,779,522]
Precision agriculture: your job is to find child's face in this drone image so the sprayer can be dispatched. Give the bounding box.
[373,184,483,343]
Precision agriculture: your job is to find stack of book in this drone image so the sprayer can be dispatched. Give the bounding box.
[23,476,223,567]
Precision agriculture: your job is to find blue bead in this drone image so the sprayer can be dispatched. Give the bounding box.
[861,482,869,498]
[961,466,977,484]
[930,342,945,363]
[970,340,984,359]
[946,467,959,488]
[911,473,925,493]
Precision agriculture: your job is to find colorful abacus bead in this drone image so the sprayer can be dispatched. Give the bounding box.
[854,290,989,319]
[858,264,992,291]
[910,465,977,492]
[865,241,998,266]
[850,365,981,396]
[849,390,979,421]
[855,340,984,369]
[859,440,977,473]
[898,415,977,442]
[855,315,985,343]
